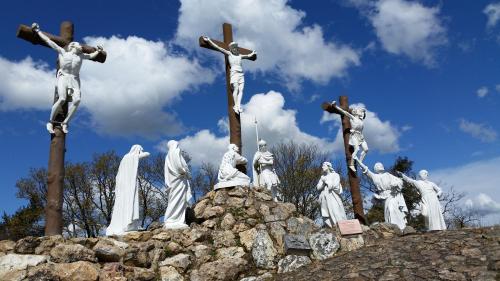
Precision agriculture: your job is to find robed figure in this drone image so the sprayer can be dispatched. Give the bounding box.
[164,140,193,229]
[215,144,250,189]
[253,140,280,201]
[399,170,446,231]
[358,161,408,230]
[316,162,347,228]
[106,145,150,236]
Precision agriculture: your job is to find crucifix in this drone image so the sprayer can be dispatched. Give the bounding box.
[322,96,367,225]
[16,21,107,235]
[199,23,257,173]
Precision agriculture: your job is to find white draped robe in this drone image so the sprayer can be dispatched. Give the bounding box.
[317,172,347,227]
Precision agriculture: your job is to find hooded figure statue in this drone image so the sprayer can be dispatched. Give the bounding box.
[164,140,193,229]
[106,145,150,236]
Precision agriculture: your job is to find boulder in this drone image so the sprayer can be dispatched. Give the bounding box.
[50,244,97,263]
[239,228,258,251]
[215,246,245,259]
[190,257,247,281]
[309,231,340,260]
[160,253,192,272]
[14,236,40,254]
[277,255,312,273]
[220,213,236,230]
[54,261,99,281]
[93,239,125,262]
[252,229,277,269]
[339,234,365,252]
[0,240,16,254]
[0,254,48,279]
[213,230,236,247]
[160,266,184,281]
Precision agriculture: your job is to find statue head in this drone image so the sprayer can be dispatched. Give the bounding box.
[352,107,366,120]
[258,139,267,152]
[322,162,334,173]
[229,42,239,55]
[228,143,239,153]
[374,162,385,173]
[129,144,143,154]
[66,42,83,53]
[167,140,179,151]
[418,170,429,180]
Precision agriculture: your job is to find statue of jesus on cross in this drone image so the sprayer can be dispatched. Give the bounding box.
[32,23,104,134]
[202,36,256,114]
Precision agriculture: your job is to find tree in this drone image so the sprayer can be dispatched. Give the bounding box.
[191,162,218,202]
[272,141,329,218]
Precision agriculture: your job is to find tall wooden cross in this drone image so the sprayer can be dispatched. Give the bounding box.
[199,23,257,173]
[16,21,107,235]
[322,96,367,225]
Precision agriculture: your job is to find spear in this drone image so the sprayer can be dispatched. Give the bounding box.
[254,117,262,188]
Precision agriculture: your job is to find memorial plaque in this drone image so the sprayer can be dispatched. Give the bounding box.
[284,234,311,256]
[338,219,363,236]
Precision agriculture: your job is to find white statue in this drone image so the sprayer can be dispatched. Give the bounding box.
[214,144,251,189]
[252,140,280,201]
[357,160,408,230]
[398,170,446,231]
[202,36,256,114]
[31,23,104,134]
[106,145,150,236]
[316,162,347,228]
[164,140,193,229]
[331,101,368,172]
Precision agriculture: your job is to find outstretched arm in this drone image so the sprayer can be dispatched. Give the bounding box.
[331,101,355,119]
[241,50,257,59]
[397,171,417,185]
[202,36,231,56]
[139,152,150,159]
[32,23,64,54]
[82,46,103,60]
[432,182,442,197]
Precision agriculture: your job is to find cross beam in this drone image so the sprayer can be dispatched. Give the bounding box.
[16,24,107,63]
[322,96,367,225]
[199,23,257,174]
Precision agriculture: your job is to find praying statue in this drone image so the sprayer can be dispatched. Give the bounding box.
[31,23,104,134]
[164,140,193,229]
[357,160,408,230]
[106,145,150,236]
[316,162,347,228]
[330,101,368,172]
[252,140,280,201]
[215,144,251,189]
[202,36,256,114]
[398,170,447,231]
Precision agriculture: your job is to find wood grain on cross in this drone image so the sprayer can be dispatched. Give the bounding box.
[322,96,367,225]
[16,21,107,235]
[199,23,257,174]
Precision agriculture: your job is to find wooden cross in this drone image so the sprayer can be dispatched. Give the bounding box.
[16,21,107,236]
[199,23,257,174]
[322,96,367,225]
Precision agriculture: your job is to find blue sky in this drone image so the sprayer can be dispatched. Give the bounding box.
[0,0,499,224]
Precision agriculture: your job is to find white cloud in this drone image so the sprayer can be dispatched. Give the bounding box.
[484,3,500,28]
[173,91,342,166]
[432,156,500,224]
[476,86,489,98]
[496,84,500,93]
[459,118,497,143]
[348,0,447,66]
[0,36,215,138]
[320,103,402,153]
[0,57,54,110]
[175,0,361,89]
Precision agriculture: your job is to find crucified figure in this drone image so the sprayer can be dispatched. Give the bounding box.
[32,23,103,134]
[331,101,369,172]
[202,36,256,114]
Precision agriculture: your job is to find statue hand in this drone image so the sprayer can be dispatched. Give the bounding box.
[31,23,40,32]
[396,171,403,177]
[202,36,209,42]
[96,45,104,52]
[331,100,337,106]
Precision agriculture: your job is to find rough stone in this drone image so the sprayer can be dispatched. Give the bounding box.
[0,240,16,254]
[309,231,340,260]
[160,253,192,272]
[122,231,153,242]
[232,222,250,233]
[35,236,65,255]
[202,219,217,229]
[50,243,96,263]
[267,222,286,254]
[226,197,245,208]
[93,239,125,262]
[160,266,184,281]
[98,262,127,281]
[194,199,210,218]
[220,213,236,230]
[403,226,416,235]
[228,186,247,197]
[54,261,99,281]
[152,231,173,242]
[252,229,277,269]
[213,230,236,247]
[286,217,318,238]
[14,236,40,254]
[202,206,225,219]
[215,246,245,259]
[277,255,312,273]
[190,257,247,281]
[0,254,48,278]
[213,190,228,206]
[191,244,212,264]
[239,228,258,251]
[339,235,365,252]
